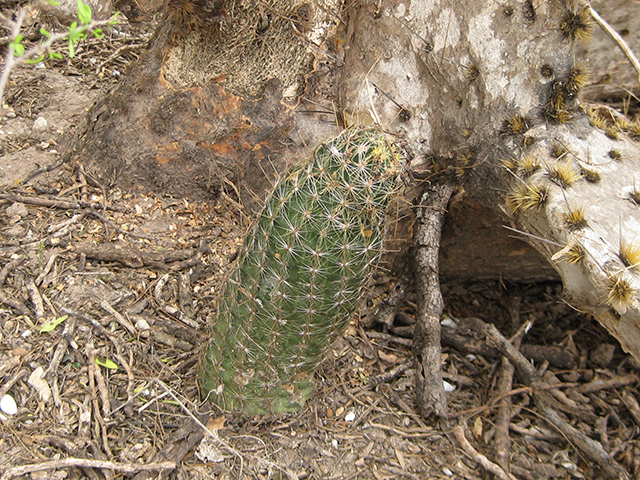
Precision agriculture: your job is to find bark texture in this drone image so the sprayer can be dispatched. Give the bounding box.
[339,0,640,361]
[412,185,453,420]
[71,0,343,211]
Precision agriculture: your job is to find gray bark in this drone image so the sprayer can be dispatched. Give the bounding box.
[413,185,453,420]
[339,0,640,362]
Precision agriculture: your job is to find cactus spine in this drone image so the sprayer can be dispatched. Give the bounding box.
[201,128,403,414]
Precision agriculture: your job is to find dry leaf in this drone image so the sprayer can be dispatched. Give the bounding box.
[28,366,52,403]
[206,415,227,432]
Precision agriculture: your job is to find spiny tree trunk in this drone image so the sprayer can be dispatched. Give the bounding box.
[69,0,640,408]
[337,0,640,362]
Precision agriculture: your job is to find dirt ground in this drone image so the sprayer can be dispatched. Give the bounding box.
[1,10,640,480]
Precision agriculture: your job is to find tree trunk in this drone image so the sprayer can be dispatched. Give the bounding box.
[70,0,640,364]
[72,0,343,213]
[338,0,640,361]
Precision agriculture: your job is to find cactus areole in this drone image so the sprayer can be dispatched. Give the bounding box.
[201,128,404,414]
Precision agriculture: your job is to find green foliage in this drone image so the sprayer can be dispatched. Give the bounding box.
[25,53,46,64]
[77,0,92,24]
[10,34,25,57]
[201,128,404,414]
[40,315,68,333]
[7,1,118,63]
[95,357,118,370]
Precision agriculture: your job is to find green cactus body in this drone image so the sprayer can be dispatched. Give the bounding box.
[202,128,403,414]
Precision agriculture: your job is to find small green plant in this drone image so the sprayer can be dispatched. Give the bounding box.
[201,128,404,414]
[0,0,119,106]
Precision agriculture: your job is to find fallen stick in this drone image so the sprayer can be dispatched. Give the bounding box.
[412,185,453,420]
[0,459,176,480]
[453,425,518,480]
[367,360,413,388]
[575,374,638,394]
[0,193,123,212]
[493,299,523,473]
[75,242,196,269]
[589,6,640,84]
[467,317,631,479]
[621,391,640,428]
[0,255,23,287]
[392,322,576,369]
[536,401,630,480]
[466,318,540,384]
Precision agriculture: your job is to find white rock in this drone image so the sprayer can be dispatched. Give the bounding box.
[443,380,456,392]
[1,394,18,416]
[135,319,150,331]
[441,317,457,328]
[344,411,356,422]
[32,117,48,132]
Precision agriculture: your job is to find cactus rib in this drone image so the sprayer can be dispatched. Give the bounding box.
[201,128,403,414]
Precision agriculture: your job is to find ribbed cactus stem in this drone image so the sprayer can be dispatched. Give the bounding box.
[201,128,404,414]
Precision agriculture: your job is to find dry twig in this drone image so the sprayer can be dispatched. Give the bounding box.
[493,298,524,473]
[468,317,632,479]
[453,425,518,480]
[412,185,453,420]
[589,7,640,84]
[0,459,176,480]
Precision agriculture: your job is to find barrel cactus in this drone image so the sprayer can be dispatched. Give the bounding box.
[201,128,404,414]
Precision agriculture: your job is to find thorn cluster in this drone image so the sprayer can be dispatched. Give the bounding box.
[507,183,549,214]
[563,205,588,231]
[559,8,593,41]
[546,158,581,188]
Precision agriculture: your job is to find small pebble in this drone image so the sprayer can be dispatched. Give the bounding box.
[443,380,456,392]
[135,319,150,331]
[344,411,355,422]
[6,202,28,218]
[441,317,457,328]
[0,394,17,416]
[32,116,48,132]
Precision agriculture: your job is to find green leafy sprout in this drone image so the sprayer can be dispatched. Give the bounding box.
[0,0,120,106]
